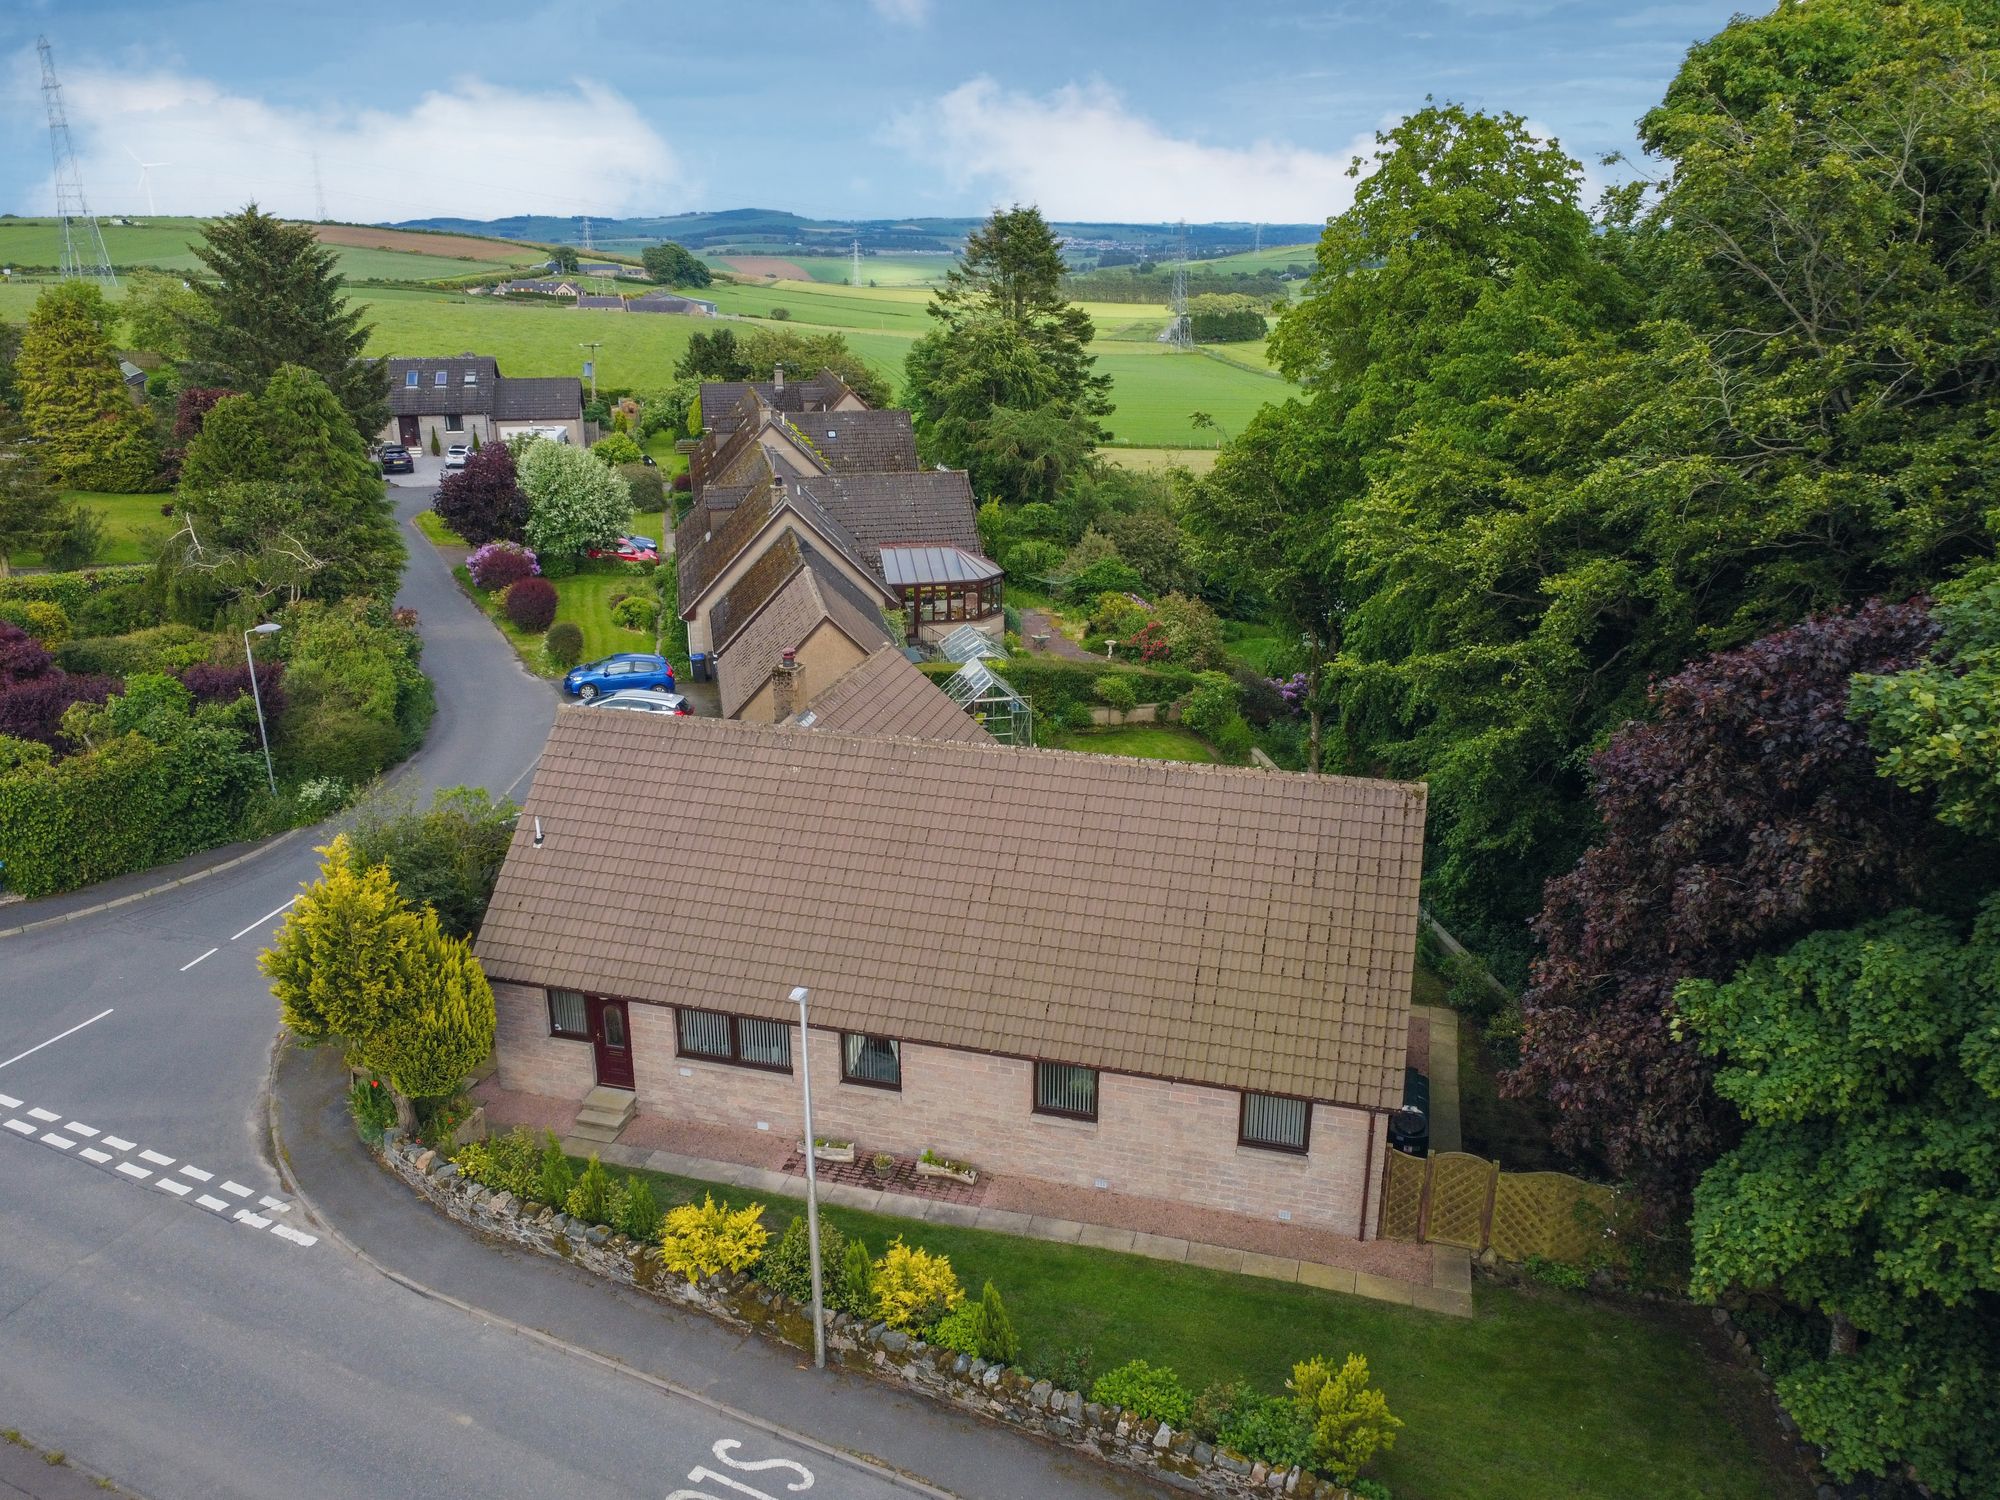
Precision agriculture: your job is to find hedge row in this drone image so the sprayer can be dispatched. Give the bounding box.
[919,655,1195,740]
[0,566,150,616]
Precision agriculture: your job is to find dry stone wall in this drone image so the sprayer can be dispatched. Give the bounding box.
[381,1131,1361,1499]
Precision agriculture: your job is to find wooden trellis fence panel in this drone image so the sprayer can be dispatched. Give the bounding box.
[1379,1147,1616,1264]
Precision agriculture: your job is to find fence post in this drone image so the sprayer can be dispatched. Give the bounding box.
[1414,1153,1436,1244]
[1479,1159,1500,1253]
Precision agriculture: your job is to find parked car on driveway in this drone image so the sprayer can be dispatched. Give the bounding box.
[582,688,690,716]
[585,535,659,562]
[444,444,471,470]
[377,443,414,475]
[563,652,676,700]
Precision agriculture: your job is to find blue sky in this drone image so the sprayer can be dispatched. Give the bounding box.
[3,0,1754,228]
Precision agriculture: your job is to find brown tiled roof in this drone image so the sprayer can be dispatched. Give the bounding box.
[794,647,997,745]
[779,409,917,474]
[492,377,582,421]
[712,541,893,717]
[700,370,859,433]
[478,714,1426,1110]
[677,477,882,613]
[799,470,981,570]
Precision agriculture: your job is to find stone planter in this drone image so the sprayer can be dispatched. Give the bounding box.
[803,1139,855,1164]
[915,1156,977,1186]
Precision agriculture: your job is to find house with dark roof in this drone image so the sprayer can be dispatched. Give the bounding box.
[577,294,626,312]
[710,533,895,721]
[698,366,864,437]
[629,292,717,317]
[690,393,919,501]
[378,355,584,452]
[494,278,581,298]
[476,709,1426,1240]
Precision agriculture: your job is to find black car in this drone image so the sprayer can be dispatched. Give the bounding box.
[378,443,415,475]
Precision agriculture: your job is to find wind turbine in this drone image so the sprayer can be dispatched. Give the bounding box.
[126,146,168,216]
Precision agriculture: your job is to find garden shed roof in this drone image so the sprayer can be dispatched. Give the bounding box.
[479,714,1426,1112]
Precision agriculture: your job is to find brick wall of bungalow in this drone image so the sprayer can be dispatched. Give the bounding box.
[492,981,1384,1239]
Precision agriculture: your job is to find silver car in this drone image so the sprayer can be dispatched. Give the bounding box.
[444,443,471,470]
[581,688,690,716]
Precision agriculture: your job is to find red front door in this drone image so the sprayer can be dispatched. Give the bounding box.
[588,996,634,1090]
[398,415,421,448]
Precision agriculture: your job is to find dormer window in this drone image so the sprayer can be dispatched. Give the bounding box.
[464,370,478,386]
[404,370,418,388]
[434,371,448,388]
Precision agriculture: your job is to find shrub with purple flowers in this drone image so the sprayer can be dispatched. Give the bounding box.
[466,542,539,591]
[1271,673,1309,716]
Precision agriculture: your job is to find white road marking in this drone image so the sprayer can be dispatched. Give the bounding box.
[0,1009,115,1071]
[40,1133,75,1150]
[26,1108,60,1122]
[220,1180,252,1198]
[139,1149,175,1167]
[196,1194,228,1211]
[234,1210,271,1229]
[179,947,219,972]
[259,1195,287,1211]
[0,1093,19,1109]
[116,1163,151,1180]
[157,1179,192,1197]
[102,1135,136,1151]
[3,1120,34,1136]
[64,1122,98,1137]
[230,896,297,942]
[80,1148,111,1164]
[180,1165,213,1182]
[269,1224,316,1247]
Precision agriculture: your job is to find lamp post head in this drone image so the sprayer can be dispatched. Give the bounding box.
[249,622,281,636]
[789,986,809,1004]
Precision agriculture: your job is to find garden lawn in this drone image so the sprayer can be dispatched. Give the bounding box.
[1048,725,1218,763]
[587,1155,1796,1500]
[1220,617,1291,675]
[8,492,174,568]
[553,566,659,665]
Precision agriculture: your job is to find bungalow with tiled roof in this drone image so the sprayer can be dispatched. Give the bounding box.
[789,646,998,746]
[377,355,584,453]
[698,366,864,437]
[475,710,1427,1240]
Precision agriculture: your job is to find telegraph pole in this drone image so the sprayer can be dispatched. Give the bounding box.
[578,342,602,401]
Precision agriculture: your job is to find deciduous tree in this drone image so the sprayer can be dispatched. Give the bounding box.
[119,270,204,362]
[640,241,712,288]
[432,441,528,545]
[517,437,631,570]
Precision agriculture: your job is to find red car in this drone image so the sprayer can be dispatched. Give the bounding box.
[586,534,659,562]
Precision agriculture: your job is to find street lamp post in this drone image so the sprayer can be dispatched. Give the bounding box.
[243,622,281,795]
[791,984,827,1370]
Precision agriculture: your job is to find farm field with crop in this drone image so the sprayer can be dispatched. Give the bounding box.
[0,218,528,281]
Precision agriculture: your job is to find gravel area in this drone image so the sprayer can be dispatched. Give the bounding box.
[1407,1010,1430,1070]
[983,1176,1435,1283]
[470,1081,578,1135]
[616,1112,792,1169]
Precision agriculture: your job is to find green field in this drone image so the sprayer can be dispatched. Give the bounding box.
[0,218,530,282]
[1186,242,1320,273]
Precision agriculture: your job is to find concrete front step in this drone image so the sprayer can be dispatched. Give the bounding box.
[571,1085,636,1143]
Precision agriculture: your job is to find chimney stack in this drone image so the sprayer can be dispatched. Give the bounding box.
[773,363,785,393]
[771,647,803,721]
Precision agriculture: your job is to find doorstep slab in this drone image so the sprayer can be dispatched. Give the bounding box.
[1407,1284,1475,1319]
[1431,1244,1473,1293]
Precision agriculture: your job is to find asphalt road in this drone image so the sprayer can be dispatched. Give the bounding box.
[0,481,1161,1500]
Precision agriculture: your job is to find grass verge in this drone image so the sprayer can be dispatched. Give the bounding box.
[1048,725,1219,762]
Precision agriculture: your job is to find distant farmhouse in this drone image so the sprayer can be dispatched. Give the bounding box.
[378,355,583,452]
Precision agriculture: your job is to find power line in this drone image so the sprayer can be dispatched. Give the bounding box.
[38,36,116,288]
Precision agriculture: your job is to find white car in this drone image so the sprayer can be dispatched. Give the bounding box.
[582,688,690,716]
[444,443,471,470]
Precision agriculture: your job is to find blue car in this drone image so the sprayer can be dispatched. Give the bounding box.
[563,652,676,700]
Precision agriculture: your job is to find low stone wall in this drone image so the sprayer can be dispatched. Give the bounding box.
[381,1132,1359,1499]
[1087,702,1181,727]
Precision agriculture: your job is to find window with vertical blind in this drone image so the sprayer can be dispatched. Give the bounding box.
[841,1034,901,1089]
[1239,1092,1312,1153]
[546,988,588,1039]
[1033,1061,1098,1121]
[675,1006,792,1072]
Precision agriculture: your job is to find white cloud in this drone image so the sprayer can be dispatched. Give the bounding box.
[888,78,1378,223]
[26,59,690,221]
[870,0,932,21]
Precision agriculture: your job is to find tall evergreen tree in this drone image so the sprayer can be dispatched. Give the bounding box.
[0,411,66,576]
[16,282,160,491]
[180,205,386,438]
